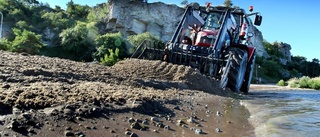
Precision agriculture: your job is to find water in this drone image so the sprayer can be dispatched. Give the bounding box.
[242,89,320,137]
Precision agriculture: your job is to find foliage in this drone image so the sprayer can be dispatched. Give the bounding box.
[87,3,109,23]
[93,32,127,61]
[59,21,98,61]
[0,39,11,50]
[286,76,320,90]
[223,0,233,8]
[277,80,286,86]
[100,48,120,66]
[298,76,310,88]
[127,32,164,53]
[8,28,45,54]
[41,12,74,31]
[288,78,299,88]
[66,0,90,19]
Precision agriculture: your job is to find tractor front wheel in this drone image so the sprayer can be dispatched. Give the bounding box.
[225,47,248,93]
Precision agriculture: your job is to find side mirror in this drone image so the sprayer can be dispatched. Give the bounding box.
[254,15,262,26]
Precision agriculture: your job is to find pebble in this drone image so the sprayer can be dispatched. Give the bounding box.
[215,128,222,133]
[125,131,132,135]
[187,117,195,123]
[150,117,159,122]
[65,127,72,130]
[131,122,142,130]
[142,120,149,125]
[173,106,180,110]
[195,129,203,134]
[155,122,164,128]
[65,131,75,136]
[2,84,10,89]
[216,111,221,116]
[164,125,170,130]
[128,117,135,123]
[130,133,139,137]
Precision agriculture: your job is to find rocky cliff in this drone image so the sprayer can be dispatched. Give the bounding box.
[107,0,184,41]
[274,41,292,64]
[107,0,268,57]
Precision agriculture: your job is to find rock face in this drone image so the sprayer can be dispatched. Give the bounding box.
[274,41,292,64]
[248,26,269,57]
[107,0,184,41]
[107,0,268,57]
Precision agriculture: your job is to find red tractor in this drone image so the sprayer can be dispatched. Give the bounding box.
[131,3,262,93]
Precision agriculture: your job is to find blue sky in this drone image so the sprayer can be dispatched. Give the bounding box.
[40,0,319,61]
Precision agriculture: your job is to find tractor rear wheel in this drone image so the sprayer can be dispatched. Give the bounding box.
[241,52,255,93]
[225,47,248,93]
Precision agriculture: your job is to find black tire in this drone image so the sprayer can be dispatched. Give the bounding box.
[241,52,255,93]
[225,47,248,93]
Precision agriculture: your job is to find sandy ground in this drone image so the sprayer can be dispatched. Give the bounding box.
[0,50,255,137]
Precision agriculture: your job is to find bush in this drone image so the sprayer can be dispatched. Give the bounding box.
[299,76,310,88]
[307,79,320,90]
[0,39,11,50]
[277,80,286,86]
[127,32,164,53]
[59,21,98,61]
[100,48,120,66]
[8,28,45,54]
[93,32,127,61]
[288,77,299,88]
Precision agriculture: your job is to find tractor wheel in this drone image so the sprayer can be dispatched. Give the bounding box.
[240,52,256,93]
[225,47,248,93]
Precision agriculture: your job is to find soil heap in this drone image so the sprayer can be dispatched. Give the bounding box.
[0,50,252,137]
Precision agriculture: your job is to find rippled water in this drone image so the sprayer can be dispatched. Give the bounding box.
[242,89,320,137]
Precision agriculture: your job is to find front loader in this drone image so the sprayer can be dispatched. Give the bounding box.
[131,3,262,93]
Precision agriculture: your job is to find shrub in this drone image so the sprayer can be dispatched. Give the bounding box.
[0,39,11,50]
[93,32,127,61]
[9,28,45,54]
[59,21,98,61]
[127,32,164,53]
[100,48,120,66]
[277,80,286,86]
[299,76,310,88]
[288,77,299,88]
[307,77,320,90]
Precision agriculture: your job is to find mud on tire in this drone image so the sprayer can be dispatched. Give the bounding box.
[225,47,248,93]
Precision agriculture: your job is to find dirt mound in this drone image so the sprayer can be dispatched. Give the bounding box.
[0,51,225,109]
[112,59,224,94]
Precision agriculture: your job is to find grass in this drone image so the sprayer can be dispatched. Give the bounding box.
[282,76,320,90]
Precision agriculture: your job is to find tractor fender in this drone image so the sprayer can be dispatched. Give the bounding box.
[227,44,255,62]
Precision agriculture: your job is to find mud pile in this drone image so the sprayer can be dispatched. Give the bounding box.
[0,50,253,137]
[0,51,225,110]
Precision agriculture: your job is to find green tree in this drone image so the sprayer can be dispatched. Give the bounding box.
[223,0,233,8]
[87,3,109,23]
[59,21,98,60]
[9,28,45,54]
[93,32,127,61]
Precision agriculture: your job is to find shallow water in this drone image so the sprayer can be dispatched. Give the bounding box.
[242,88,320,137]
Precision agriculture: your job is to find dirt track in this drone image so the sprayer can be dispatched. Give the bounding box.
[0,50,253,137]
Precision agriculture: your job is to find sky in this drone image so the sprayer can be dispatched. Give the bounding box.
[39,0,320,61]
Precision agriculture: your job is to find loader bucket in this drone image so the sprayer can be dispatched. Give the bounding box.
[130,40,165,61]
[131,40,223,77]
